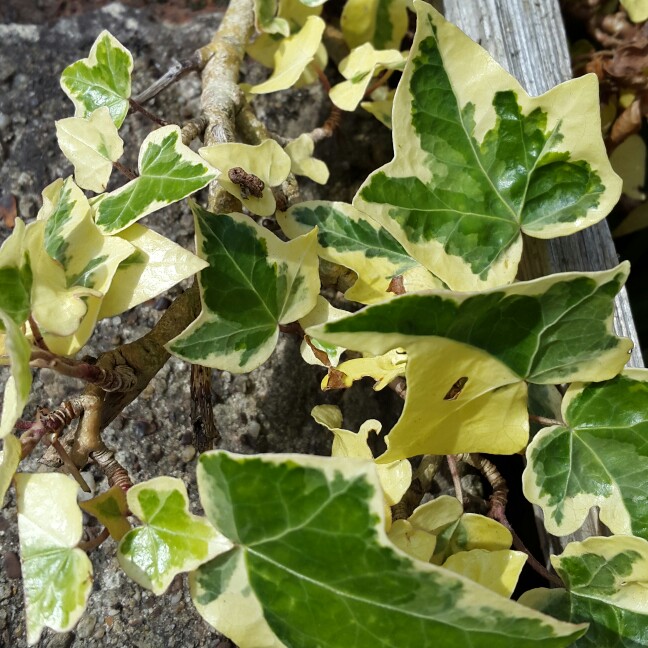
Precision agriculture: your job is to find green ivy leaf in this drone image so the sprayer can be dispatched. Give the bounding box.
[16,473,93,645]
[60,30,133,128]
[520,536,648,647]
[309,265,631,459]
[524,370,648,540]
[278,201,441,304]
[354,2,621,290]
[117,476,230,595]
[168,203,319,373]
[0,219,32,328]
[94,125,216,234]
[191,451,585,647]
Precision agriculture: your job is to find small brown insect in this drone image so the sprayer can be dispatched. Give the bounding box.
[228,166,265,199]
[444,376,468,401]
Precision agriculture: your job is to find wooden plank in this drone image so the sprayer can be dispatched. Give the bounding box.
[442,0,644,560]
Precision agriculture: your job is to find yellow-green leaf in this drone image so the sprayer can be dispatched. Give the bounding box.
[199,140,291,217]
[311,404,412,505]
[0,435,21,507]
[248,16,325,94]
[0,218,32,328]
[79,486,130,541]
[117,476,231,594]
[330,43,405,112]
[56,107,124,193]
[323,348,407,390]
[97,223,208,319]
[341,0,409,49]
[361,86,396,128]
[388,518,438,562]
[284,134,329,184]
[622,0,648,22]
[16,473,92,645]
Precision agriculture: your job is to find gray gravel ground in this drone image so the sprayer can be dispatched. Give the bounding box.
[0,3,399,646]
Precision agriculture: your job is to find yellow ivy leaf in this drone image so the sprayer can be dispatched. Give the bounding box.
[0,435,21,507]
[360,86,396,128]
[284,134,329,184]
[622,0,648,22]
[341,0,409,49]
[388,519,437,562]
[323,348,407,391]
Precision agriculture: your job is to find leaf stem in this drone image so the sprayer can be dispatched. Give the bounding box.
[133,51,204,104]
[446,454,464,505]
[78,527,110,553]
[128,98,169,126]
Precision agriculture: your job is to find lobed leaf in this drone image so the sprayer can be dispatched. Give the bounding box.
[322,348,407,390]
[249,16,325,93]
[79,486,130,541]
[168,204,319,372]
[0,219,32,328]
[524,370,648,540]
[117,476,231,595]
[94,125,216,234]
[191,451,585,647]
[361,86,396,128]
[354,1,621,290]
[97,223,208,319]
[199,140,291,217]
[278,201,441,304]
[56,107,124,193]
[310,265,631,459]
[284,134,329,184]
[16,473,92,645]
[520,536,648,646]
[60,30,133,128]
[341,0,408,50]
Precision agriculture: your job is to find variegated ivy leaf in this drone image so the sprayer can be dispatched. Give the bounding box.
[253,0,327,36]
[0,219,31,328]
[117,477,230,595]
[32,178,134,353]
[322,348,407,390]
[520,536,648,647]
[277,201,441,304]
[79,485,130,541]
[329,43,406,112]
[254,0,290,35]
[0,434,20,507]
[311,404,412,506]
[0,310,32,440]
[341,0,409,49]
[310,265,632,459]
[94,125,216,234]
[622,0,648,23]
[284,134,329,184]
[354,1,622,291]
[16,473,93,645]
[199,140,291,217]
[56,106,124,193]
[168,204,319,372]
[60,30,133,128]
[297,295,347,367]
[97,223,208,319]
[523,370,648,540]
[191,451,585,647]
[444,549,527,598]
[248,16,325,93]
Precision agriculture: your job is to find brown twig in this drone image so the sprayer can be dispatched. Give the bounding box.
[91,446,133,492]
[191,364,219,453]
[78,527,110,553]
[128,98,170,126]
[529,414,563,428]
[113,160,138,181]
[446,455,464,505]
[48,437,91,492]
[28,315,49,351]
[134,51,204,104]
[181,116,209,146]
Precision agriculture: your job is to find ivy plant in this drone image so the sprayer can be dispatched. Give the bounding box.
[1,0,646,646]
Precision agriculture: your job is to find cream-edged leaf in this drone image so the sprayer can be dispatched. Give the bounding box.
[355,2,622,290]
[310,266,630,459]
[193,451,585,646]
[117,477,231,595]
[330,43,406,112]
[278,201,441,304]
[284,134,329,184]
[0,219,32,328]
[94,125,216,234]
[249,16,325,93]
[199,140,291,217]
[16,473,92,645]
[97,223,208,319]
[524,370,648,539]
[56,107,124,193]
[297,295,347,367]
[168,204,320,372]
[60,30,133,128]
[311,404,412,505]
